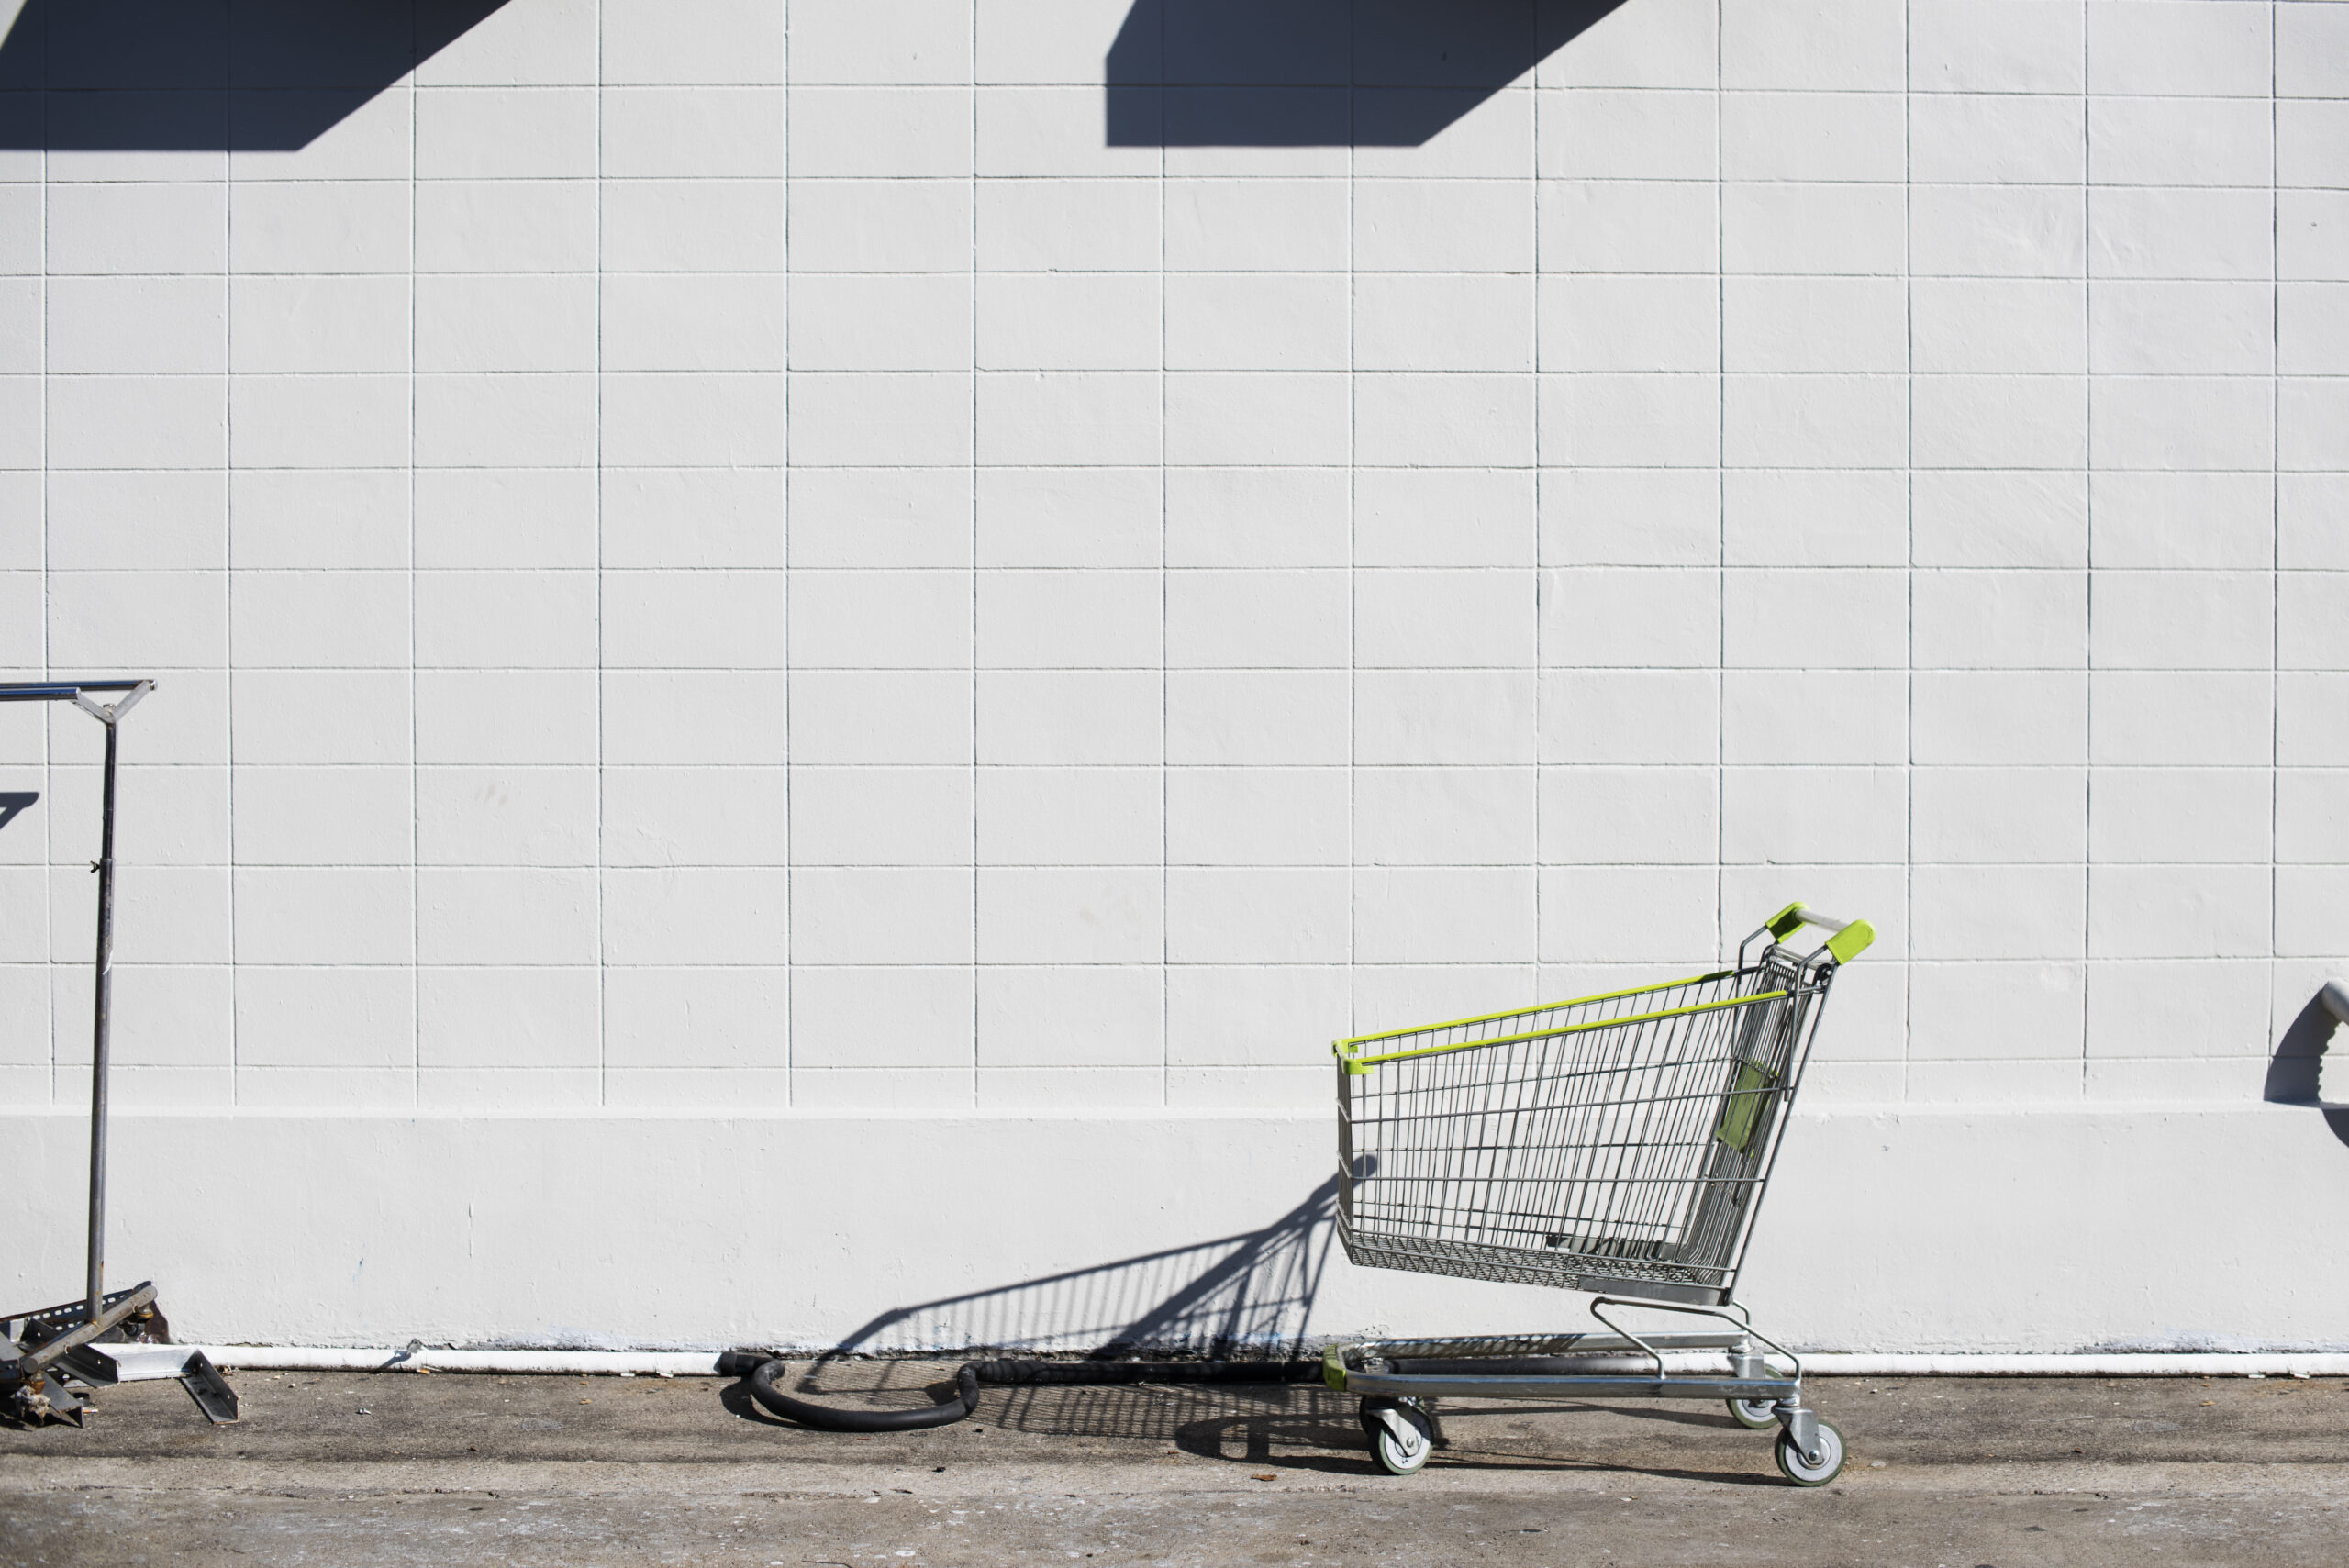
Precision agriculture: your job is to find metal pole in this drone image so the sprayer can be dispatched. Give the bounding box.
[86,713,117,1325]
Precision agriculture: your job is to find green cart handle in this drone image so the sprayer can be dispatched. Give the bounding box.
[1762,902,1875,963]
[1331,904,1875,1076]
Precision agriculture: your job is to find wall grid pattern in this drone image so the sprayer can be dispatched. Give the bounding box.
[0,0,2345,1123]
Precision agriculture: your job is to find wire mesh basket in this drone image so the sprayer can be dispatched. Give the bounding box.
[1334,904,1872,1308]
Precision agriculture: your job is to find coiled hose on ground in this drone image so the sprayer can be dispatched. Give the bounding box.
[717,1351,1322,1432]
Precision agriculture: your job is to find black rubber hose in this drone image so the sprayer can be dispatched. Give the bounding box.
[743,1358,980,1432]
[725,1352,1322,1433]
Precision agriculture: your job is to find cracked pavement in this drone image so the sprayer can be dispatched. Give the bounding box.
[3,1367,2344,1564]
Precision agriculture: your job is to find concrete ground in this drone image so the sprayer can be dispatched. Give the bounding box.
[2,1365,2344,1565]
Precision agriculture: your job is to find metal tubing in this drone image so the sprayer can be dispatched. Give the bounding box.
[1359,1332,1753,1360]
[139,1346,2349,1378]
[1343,1372,1802,1403]
[0,681,145,703]
[1587,1294,1802,1384]
[86,715,117,1326]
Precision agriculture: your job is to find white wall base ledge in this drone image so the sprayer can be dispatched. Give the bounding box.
[10,1105,2348,1352]
[189,1347,2349,1379]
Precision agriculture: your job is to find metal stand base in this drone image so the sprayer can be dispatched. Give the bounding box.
[0,683,238,1429]
[0,1282,239,1426]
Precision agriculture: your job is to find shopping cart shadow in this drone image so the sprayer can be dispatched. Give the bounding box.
[2264,989,2349,1146]
[718,1173,1793,1481]
[718,1369,1368,1461]
[1165,1401,1791,1481]
[833,1173,1341,1362]
[1106,0,1631,148]
[720,1375,1782,1482]
[726,1176,1352,1448]
[1163,1395,1795,1482]
[0,793,35,836]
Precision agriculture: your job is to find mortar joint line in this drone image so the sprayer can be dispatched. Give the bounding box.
[2266,0,2281,1065]
[2078,0,2093,1100]
[967,6,980,1110]
[1156,0,1170,1109]
[408,10,422,1110]
[593,0,608,1110]
[782,2,795,1108]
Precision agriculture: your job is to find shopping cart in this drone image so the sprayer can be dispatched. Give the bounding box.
[1322,903,1872,1485]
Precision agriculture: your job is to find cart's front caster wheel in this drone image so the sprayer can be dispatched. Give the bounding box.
[1774,1418,1846,1486]
[1360,1398,1433,1476]
[1726,1396,1778,1430]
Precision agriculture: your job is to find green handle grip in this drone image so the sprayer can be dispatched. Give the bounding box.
[1764,903,1875,963]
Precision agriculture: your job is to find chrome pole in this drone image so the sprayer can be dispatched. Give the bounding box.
[86,711,117,1325]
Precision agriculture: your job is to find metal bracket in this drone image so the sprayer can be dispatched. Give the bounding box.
[5,1283,167,1352]
[6,1373,93,1426]
[70,678,151,727]
[1,1282,235,1427]
[1780,1403,1820,1460]
[1365,1396,1436,1455]
[16,1282,158,1376]
[178,1351,240,1424]
[1586,1295,1798,1387]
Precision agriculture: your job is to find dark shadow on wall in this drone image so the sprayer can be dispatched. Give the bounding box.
[821,1175,1339,1362]
[727,1178,1340,1447]
[1106,0,1631,146]
[0,0,511,150]
[2263,988,2349,1147]
[0,792,35,839]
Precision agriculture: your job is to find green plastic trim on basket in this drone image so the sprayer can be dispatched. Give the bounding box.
[1335,988,1790,1075]
[1333,968,1739,1056]
[1713,1059,1778,1153]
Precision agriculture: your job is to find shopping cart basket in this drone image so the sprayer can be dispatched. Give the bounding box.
[1322,902,1872,1485]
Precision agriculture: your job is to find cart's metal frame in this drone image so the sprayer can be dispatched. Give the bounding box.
[0,680,238,1426]
[1322,904,1871,1483]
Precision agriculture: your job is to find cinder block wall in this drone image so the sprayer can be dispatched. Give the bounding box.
[1,0,2345,1349]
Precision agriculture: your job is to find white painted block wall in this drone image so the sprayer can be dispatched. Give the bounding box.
[1,0,2346,1351]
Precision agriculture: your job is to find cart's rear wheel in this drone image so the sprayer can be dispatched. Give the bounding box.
[1726,1396,1778,1429]
[1774,1418,1845,1486]
[1360,1398,1433,1476]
